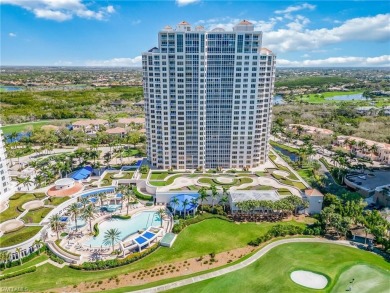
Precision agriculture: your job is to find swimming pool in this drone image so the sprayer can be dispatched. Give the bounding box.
[85,211,161,247]
[68,217,86,230]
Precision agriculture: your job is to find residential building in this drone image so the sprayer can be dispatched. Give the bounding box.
[289,124,334,136]
[303,189,324,214]
[0,126,15,200]
[373,184,390,207]
[72,119,109,134]
[142,20,276,169]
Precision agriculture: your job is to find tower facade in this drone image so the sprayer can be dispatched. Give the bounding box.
[142,20,276,170]
[0,127,14,200]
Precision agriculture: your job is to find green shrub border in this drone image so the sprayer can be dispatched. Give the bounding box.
[133,188,153,201]
[112,215,131,220]
[0,266,37,281]
[93,223,99,237]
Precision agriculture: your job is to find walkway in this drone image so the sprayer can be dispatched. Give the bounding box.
[131,238,355,293]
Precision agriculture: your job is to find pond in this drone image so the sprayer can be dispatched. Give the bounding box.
[272,145,300,162]
[325,93,368,101]
[0,85,24,92]
[273,95,285,105]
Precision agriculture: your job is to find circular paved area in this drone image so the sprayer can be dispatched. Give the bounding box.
[0,219,24,233]
[112,173,125,178]
[22,200,44,210]
[273,170,290,177]
[216,177,234,184]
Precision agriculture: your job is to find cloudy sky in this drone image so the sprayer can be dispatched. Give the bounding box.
[1,0,389,67]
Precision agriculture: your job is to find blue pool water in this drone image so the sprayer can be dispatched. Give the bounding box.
[85,211,161,247]
[68,217,86,230]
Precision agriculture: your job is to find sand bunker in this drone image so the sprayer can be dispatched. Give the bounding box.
[216,177,234,184]
[290,270,328,289]
[22,200,43,210]
[273,170,290,177]
[1,219,24,233]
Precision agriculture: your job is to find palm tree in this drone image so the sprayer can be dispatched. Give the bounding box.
[182,198,190,217]
[34,174,45,188]
[157,208,166,227]
[219,195,229,213]
[68,203,80,232]
[79,197,90,209]
[171,197,180,216]
[103,228,121,253]
[50,214,62,240]
[2,252,11,268]
[198,188,208,212]
[15,248,22,265]
[190,197,198,217]
[34,239,44,254]
[209,184,218,208]
[97,193,106,207]
[123,192,132,215]
[82,205,95,233]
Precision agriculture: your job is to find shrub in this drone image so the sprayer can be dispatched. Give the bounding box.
[93,223,99,236]
[111,215,131,220]
[248,224,305,246]
[172,213,231,233]
[46,250,65,264]
[133,188,153,201]
[0,266,37,281]
[0,247,46,270]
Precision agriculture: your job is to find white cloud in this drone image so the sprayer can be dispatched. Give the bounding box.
[1,0,115,21]
[176,0,200,6]
[8,32,16,37]
[275,3,316,19]
[278,55,390,67]
[131,19,141,25]
[195,17,279,32]
[85,56,142,67]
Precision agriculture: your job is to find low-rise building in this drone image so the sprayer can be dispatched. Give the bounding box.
[373,184,390,208]
[355,106,379,116]
[105,127,127,138]
[303,189,324,214]
[117,117,145,128]
[289,124,334,136]
[72,119,108,134]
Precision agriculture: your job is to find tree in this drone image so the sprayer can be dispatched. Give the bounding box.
[68,203,80,232]
[198,188,208,212]
[171,197,180,216]
[82,205,95,233]
[157,208,166,227]
[103,228,121,253]
[219,195,229,213]
[50,214,62,240]
[182,198,190,217]
[16,248,22,265]
[79,197,90,209]
[123,189,134,215]
[126,132,142,148]
[34,239,44,255]
[209,184,218,208]
[190,197,198,216]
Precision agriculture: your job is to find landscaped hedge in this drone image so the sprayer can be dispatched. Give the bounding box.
[248,224,322,246]
[93,223,99,236]
[0,247,46,270]
[172,213,231,233]
[70,243,159,270]
[46,249,65,264]
[112,214,131,220]
[0,266,37,281]
[133,188,153,201]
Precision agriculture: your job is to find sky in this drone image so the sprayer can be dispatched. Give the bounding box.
[1,0,389,67]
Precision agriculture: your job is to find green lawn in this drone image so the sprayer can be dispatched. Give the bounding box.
[21,207,53,223]
[0,119,78,135]
[44,196,70,206]
[0,219,305,291]
[0,193,38,223]
[149,174,185,187]
[165,243,390,293]
[101,172,134,186]
[1,254,49,275]
[0,226,42,248]
[198,177,254,187]
[300,91,363,104]
[150,172,170,180]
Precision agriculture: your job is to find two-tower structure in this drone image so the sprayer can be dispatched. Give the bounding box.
[142,20,276,170]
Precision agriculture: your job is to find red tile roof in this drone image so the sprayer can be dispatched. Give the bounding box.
[47,183,84,197]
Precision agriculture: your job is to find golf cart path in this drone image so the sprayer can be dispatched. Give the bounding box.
[130,238,355,293]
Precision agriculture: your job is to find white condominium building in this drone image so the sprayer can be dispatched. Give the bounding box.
[142,20,276,170]
[0,126,14,200]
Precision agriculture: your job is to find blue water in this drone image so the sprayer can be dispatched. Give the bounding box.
[68,217,86,230]
[325,93,366,101]
[0,85,24,92]
[85,211,161,247]
[273,95,284,105]
[272,146,300,162]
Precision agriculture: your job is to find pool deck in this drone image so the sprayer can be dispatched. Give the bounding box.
[49,204,171,263]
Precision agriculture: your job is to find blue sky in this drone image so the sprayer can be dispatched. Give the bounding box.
[1,0,389,67]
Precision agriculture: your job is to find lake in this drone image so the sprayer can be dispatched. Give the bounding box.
[272,145,300,162]
[0,85,24,92]
[325,93,368,101]
[273,95,284,105]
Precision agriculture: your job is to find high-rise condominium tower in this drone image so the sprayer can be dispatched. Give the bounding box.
[0,126,14,200]
[142,20,276,170]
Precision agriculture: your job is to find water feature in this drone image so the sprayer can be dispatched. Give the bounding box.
[85,211,161,247]
[0,85,24,92]
[325,93,367,101]
[273,95,284,105]
[272,145,300,162]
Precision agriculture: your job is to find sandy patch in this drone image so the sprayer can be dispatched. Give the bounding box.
[22,200,43,210]
[58,246,256,292]
[290,270,328,289]
[217,177,234,184]
[1,219,24,232]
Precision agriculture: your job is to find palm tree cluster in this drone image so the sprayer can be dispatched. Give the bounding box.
[231,196,308,222]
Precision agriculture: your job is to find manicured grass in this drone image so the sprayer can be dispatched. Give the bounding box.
[44,196,70,206]
[0,226,42,248]
[149,174,185,187]
[120,148,140,158]
[300,91,363,104]
[0,119,78,135]
[1,254,49,275]
[0,219,305,291]
[140,172,148,179]
[21,207,53,223]
[165,243,390,293]
[0,193,38,223]
[150,172,170,180]
[101,172,134,186]
[198,177,253,187]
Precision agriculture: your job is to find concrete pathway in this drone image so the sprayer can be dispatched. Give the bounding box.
[130,238,355,293]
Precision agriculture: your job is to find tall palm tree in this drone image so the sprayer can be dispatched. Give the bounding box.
[82,205,95,233]
[182,198,189,218]
[219,195,229,213]
[15,248,22,265]
[2,252,11,268]
[98,193,106,207]
[79,197,90,209]
[50,214,62,240]
[68,203,80,232]
[103,228,121,253]
[209,184,218,208]
[171,197,180,216]
[34,239,44,254]
[157,208,166,227]
[190,197,198,217]
[198,188,208,212]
